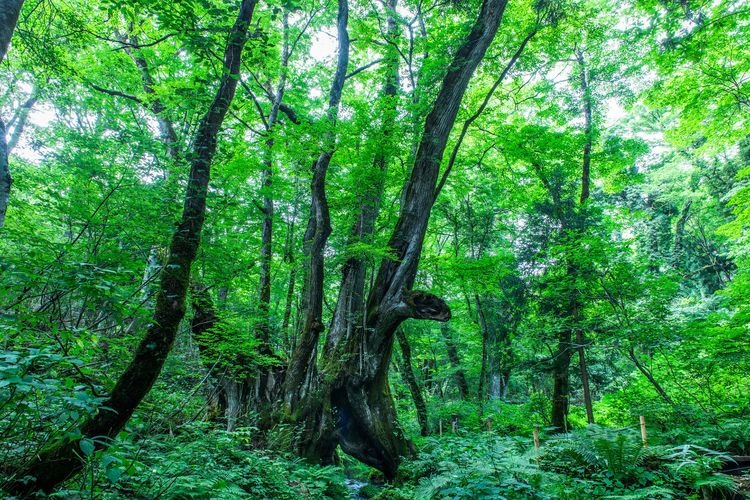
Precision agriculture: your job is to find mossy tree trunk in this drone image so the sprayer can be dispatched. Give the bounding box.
[289,0,509,479]
[7,0,258,493]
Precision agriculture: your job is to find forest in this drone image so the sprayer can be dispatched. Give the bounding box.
[0,0,748,497]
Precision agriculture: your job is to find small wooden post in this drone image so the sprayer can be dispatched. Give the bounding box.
[486,417,493,432]
[451,414,458,433]
[533,425,540,467]
[639,415,648,446]
[439,419,443,436]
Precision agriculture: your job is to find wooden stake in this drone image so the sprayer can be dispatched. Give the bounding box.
[533,425,540,466]
[439,419,442,436]
[639,415,647,446]
[487,417,493,432]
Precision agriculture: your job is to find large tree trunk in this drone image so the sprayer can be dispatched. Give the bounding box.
[7,1,258,493]
[307,0,508,478]
[324,0,399,359]
[296,0,402,458]
[0,0,25,229]
[395,328,430,436]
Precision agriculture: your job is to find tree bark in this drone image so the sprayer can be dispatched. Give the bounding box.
[7,1,258,493]
[125,37,181,163]
[0,0,25,229]
[0,0,23,64]
[395,328,429,436]
[252,10,293,416]
[324,0,400,355]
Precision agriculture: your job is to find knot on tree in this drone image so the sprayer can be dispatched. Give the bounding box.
[402,290,451,322]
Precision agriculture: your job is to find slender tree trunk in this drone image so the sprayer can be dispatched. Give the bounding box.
[0,120,11,228]
[395,328,429,436]
[7,1,258,493]
[281,174,301,354]
[325,0,400,354]
[253,11,292,416]
[440,323,469,399]
[126,37,181,163]
[672,200,692,268]
[477,300,488,400]
[576,48,594,425]
[6,91,36,153]
[284,0,350,416]
[0,0,25,229]
[551,327,572,432]
[576,325,594,424]
[628,347,675,406]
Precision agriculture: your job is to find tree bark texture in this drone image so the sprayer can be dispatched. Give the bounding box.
[551,325,572,432]
[7,1,258,493]
[0,0,23,64]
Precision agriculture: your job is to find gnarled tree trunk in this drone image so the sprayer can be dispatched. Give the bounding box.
[295,0,509,478]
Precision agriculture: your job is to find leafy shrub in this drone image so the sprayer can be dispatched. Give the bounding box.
[398,434,552,499]
[47,423,350,499]
[540,426,737,498]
